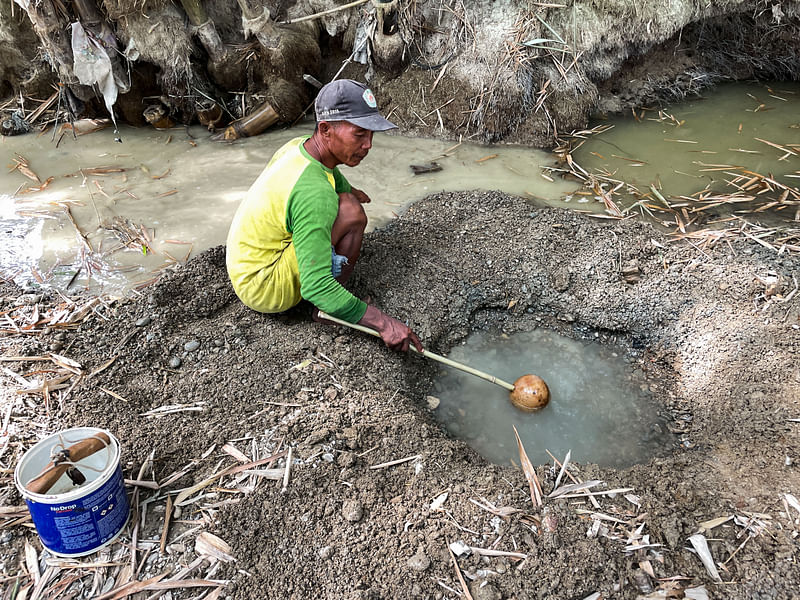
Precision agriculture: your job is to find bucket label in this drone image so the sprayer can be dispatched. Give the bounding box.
[26,463,129,556]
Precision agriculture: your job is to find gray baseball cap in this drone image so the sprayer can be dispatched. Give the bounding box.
[314,79,397,131]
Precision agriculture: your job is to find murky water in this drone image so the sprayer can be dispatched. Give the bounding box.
[573,82,800,222]
[0,124,575,293]
[431,330,671,468]
[2,82,797,294]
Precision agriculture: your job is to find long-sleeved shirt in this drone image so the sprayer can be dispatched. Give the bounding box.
[226,136,367,322]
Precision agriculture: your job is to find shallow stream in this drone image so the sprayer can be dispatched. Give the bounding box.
[0,124,574,294]
[1,82,797,295]
[432,329,671,468]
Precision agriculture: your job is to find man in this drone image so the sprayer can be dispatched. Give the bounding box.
[226,79,422,352]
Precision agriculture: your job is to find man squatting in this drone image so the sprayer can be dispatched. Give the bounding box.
[226,79,423,352]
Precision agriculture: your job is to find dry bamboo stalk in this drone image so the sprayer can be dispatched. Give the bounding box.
[448,546,474,600]
[369,454,421,470]
[281,446,292,493]
[159,495,173,555]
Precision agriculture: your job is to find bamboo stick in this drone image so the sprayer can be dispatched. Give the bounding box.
[317,311,515,391]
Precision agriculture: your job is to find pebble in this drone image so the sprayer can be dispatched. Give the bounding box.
[214,338,224,347]
[184,340,200,352]
[407,551,430,572]
[169,357,182,369]
[135,316,152,327]
[318,545,334,559]
[342,500,364,523]
[0,530,12,544]
[426,395,440,410]
[470,580,501,600]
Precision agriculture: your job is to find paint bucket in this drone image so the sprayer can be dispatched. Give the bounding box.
[14,427,129,557]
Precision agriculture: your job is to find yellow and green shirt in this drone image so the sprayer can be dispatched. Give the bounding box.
[226,136,367,322]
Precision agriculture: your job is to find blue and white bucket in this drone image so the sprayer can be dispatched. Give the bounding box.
[14,427,130,557]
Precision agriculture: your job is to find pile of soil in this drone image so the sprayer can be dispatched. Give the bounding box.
[2,191,798,598]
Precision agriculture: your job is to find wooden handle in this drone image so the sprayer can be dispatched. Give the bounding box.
[25,433,111,495]
[317,311,515,391]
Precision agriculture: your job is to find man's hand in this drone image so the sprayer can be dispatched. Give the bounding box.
[351,187,371,204]
[358,305,423,352]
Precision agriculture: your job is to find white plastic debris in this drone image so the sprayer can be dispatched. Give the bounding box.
[71,22,118,127]
[449,540,472,557]
[684,586,709,600]
[430,492,448,511]
[688,534,722,582]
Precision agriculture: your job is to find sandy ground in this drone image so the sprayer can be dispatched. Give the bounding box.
[1,191,799,599]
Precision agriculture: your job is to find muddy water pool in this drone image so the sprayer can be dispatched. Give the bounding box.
[573,81,800,222]
[431,329,672,468]
[0,124,575,294]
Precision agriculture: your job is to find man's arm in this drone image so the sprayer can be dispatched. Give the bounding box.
[358,304,423,352]
[350,187,371,204]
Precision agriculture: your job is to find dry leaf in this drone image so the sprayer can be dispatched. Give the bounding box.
[513,425,542,507]
[688,534,722,582]
[195,532,235,563]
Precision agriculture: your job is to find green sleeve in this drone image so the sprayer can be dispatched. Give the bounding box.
[287,179,366,323]
[333,167,351,194]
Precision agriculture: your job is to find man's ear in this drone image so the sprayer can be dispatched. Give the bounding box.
[318,121,332,137]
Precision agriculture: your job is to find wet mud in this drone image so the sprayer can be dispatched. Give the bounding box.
[2,191,799,598]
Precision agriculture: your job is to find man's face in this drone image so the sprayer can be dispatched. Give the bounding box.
[324,121,373,167]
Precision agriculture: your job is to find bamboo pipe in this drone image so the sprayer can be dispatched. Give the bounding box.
[318,311,514,390]
[317,311,551,411]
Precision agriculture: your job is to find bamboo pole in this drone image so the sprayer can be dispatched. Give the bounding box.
[317,311,515,391]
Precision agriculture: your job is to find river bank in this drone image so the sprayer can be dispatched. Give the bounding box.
[2,1,800,146]
[1,191,798,598]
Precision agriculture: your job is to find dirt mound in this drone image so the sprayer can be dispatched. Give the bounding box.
[3,191,797,598]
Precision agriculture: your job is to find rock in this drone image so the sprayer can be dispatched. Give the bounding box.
[169,357,182,369]
[342,500,363,523]
[426,395,440,410]
[306,428,330,445]
[184,340,200,352]
[0,530,12,544]
[318,545,334,559]
[49,342,63,352]
[136,316,152,327]
[322,453,334,462]
[323,387,338,401]
[469,580,502,600]
[621,259,641,284]
[542,510,558,533]
[407,551,430,572]
[214,338,224,347]
[336,451,356,468]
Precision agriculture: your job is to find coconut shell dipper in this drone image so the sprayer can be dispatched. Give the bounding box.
[317,312,550,412]
[25,433,111,495]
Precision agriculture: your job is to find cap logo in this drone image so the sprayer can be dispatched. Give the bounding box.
[362,89,377,108]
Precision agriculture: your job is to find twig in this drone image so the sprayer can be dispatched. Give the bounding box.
[279,0,369,25]
[448,546,474,600]
[369,454,421,470]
